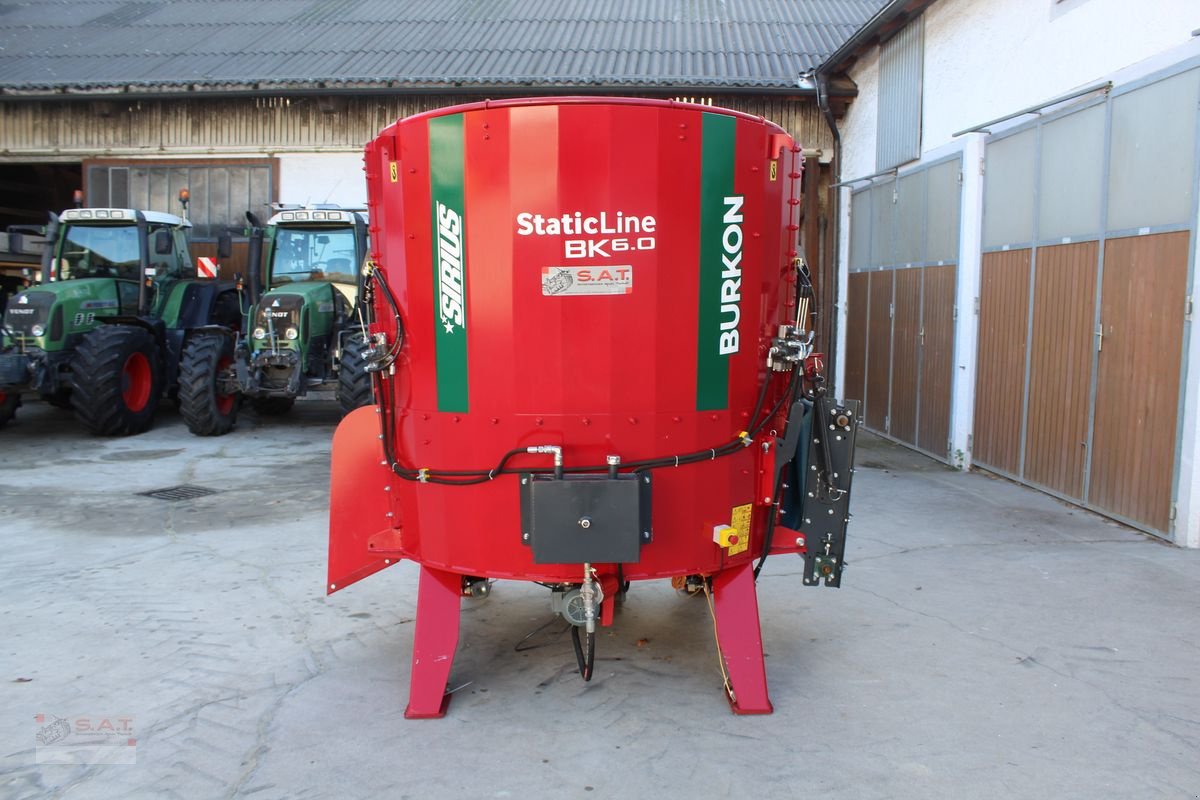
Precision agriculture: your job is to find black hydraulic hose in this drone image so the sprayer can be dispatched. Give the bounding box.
[754,367,805,582]
[754,259,814,581]
[365,265,799,486]
[571,625,595,682]
[814,63,843,392]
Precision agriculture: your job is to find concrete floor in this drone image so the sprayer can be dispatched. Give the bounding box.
[1,399,1198,799]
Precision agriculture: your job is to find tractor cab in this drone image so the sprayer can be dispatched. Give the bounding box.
[266,210,363,299]
[50,208,193,316]
[256,206,368,325]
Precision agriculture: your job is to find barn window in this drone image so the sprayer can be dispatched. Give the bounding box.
[83,159,277,240]
[876,16,924,170]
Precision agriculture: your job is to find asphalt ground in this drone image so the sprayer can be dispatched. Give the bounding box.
[1,398,1198,799]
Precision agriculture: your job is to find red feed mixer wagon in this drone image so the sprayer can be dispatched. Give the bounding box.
[328,97,859,718]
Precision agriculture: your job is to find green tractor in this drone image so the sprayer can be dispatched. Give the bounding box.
[0,199,242,433]
[179,205,374,436]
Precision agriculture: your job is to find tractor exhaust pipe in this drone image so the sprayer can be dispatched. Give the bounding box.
[245,211,264,306]
[135,211,150,317]
[41,212,59,284]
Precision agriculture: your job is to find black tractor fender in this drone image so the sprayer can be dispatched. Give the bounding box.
[174,281,242,331]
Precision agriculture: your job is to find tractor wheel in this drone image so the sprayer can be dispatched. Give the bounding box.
[71,325,162,436]
[0,390,19,429]
[179,334,239,436]
[336,333,374,415]
[251,396,295,416]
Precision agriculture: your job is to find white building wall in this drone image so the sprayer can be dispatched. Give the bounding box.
[837,0,1200,546]
[842,0,1199,179]
[278,153,367,209]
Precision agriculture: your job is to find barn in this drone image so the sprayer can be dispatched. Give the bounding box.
[0,0,888,354]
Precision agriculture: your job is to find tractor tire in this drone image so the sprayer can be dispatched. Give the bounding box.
[0,390,19,429]
[179,334,239,436]
[251,396,295,416]
[336,333,374,415]
[71,325,162,436]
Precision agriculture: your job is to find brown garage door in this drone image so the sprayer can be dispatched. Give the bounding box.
[866,270,894,432]
[1023,242,1097,499]
[1089,231,1191,532]
[973,250,1032,476]
[849,265,956,462]
[844,272,869,404]
[918,265,956,458]
[890,268,921,445]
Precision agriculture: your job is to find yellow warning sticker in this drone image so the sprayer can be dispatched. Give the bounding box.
[769,160,778,181]
[389,161,399,182]
[728,503,753,556]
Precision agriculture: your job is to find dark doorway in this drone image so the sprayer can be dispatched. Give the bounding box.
[0,163,82,228]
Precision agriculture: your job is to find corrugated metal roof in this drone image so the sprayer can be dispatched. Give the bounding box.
[0,0,886,95]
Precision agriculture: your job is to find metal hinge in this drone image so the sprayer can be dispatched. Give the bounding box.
[919,326,925,345]
[884,414,890,432]
[1095,322,1104,352]
[889,302,894,319]
[1187,296,1194,321]
[1169,503,1177,522]
[957,170,964,185]
[953,304,958,321]
[973,297,980,315]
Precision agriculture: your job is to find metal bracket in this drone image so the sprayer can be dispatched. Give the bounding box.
[520,472,651,564]
[800,397,860,588]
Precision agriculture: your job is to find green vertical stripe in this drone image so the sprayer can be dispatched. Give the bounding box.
[696,113,737,410]
[429,114,469,412]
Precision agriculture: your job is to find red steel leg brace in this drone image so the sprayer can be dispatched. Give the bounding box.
[404,565,462,719]
[711,562,773,714]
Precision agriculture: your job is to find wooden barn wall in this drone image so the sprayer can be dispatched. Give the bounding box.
[0,94,833,157]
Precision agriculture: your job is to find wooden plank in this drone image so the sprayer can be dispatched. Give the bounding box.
[190,240,252,281]
[844,272,869,403]
[866,270,894,432]
[1089,231,1190,533]
[890,268,921,445]
[972,250,1031,474]
[1023,242,1097,499]
[918,265,956,458]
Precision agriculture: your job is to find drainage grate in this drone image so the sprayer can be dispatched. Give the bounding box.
[138,485,219,502]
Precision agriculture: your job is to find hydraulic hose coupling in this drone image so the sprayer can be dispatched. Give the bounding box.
[581,562,597,635]
[768,324,814,372]
[527,445,564,479]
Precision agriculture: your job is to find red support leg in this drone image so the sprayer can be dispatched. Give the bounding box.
[710,562,773,715]
[403,565,462,719]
